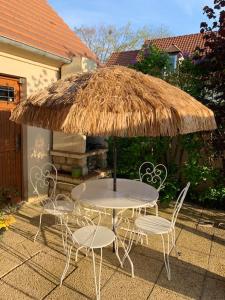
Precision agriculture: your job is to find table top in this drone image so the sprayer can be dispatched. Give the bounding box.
[71,178,159,209]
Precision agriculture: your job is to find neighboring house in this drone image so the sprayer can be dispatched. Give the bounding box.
[106,33,205,68]
[0,0,97,201]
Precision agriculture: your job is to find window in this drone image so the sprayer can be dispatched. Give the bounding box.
[169,54,177,70]
[0,85,15,102]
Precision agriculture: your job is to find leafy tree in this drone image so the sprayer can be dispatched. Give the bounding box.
[75,23,171,63]
[200,0,225,102]
[198,0,225,170]
[131,45,172,77]
[107,41,224,207]
[166,57,206,101]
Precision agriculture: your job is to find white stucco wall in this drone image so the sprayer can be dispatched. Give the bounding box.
[81,57,97,72]
[0,48,60,199]
[61,56,97,77]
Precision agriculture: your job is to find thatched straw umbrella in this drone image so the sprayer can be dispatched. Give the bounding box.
[11,66,217,191]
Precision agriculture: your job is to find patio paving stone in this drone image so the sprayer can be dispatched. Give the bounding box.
[25,248,78,285]
[176,227,212,255]
[63,256,116,299]
[45,285,89,300]
[101,251,163,300]
[0,279,35,300]
[170,246,209,275]
[17,204,42,218]
[207,255,225,281]
[0,250,29,278]
[10,220,40,241]
[214,226,225,238]
[200,208,225,224]
[201,276,225,300]
[95,245,124,270]
[0,263,56,300]
[101,251,163,299]
[150,263,205,300]
[134,243,164,262]
[211,234,225,257]
[125,251,163,280]
[0,239,42,278]
[101,271,154,300]
[148,286,192,300]
[0,230,27,248]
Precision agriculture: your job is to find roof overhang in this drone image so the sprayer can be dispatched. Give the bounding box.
[0,35,72,65]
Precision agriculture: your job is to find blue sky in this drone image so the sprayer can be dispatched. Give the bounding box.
[49,0,212,36]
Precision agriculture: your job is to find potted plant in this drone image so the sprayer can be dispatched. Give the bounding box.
[0,211,16,238]
[0,187,20,205]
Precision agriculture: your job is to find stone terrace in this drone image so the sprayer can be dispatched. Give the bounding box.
[0,202,225,300]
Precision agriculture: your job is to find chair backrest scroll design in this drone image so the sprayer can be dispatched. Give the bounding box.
[139,162,167,191]
[29,162,57,201]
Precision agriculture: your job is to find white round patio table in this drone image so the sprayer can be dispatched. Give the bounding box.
[71,178,159,229]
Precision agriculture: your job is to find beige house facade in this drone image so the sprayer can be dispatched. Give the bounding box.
[0,1,97,201]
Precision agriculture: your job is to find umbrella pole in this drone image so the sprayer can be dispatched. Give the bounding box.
[113,136,117,192]
[112,137,117,252]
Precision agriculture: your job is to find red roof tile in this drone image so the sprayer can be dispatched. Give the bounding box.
[0,0,97,61]
[145,33,205,55]
[106,50,140,66]
[107,33,205,66]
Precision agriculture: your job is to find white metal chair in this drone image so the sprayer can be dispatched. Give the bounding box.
[136,161,167,216]
[60,207,134,300]
[118,162,167,245]
[30,162,75,242]
[134,182,190,280]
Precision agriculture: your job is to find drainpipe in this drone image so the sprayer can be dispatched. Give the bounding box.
[0,36,71,64]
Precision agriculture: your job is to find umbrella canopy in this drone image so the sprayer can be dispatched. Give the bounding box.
[11,66,216,136]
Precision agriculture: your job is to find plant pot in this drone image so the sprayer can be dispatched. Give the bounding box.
[71,167,82,178]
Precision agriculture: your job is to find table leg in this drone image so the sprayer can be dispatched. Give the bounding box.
[113,208,116,252]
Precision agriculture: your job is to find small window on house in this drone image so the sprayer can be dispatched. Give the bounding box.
[0,86,15,102]
[169,54,177,70]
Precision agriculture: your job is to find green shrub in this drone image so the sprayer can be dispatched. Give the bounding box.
[107,134,224,209]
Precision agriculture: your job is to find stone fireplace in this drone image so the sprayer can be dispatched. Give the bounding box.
[50,132,109,193]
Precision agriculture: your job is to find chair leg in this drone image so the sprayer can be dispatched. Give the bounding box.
[135,231,142,245]
[117,235,134,278]
[60,245,72,286]
[114,237,123,268]
[75,245,86,262]
[135,231,148,246]
[59,216,66,252]
[160,233,171,280]
[92,248,102,300]
[145,233,149,245]
[171,228,180,257]
[34,212,43,242]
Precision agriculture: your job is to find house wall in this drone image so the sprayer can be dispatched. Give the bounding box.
[0,47,60,200]
[81,57,97,72]
[61,56,97,77]
[0,45,97,200]
[56,57,97,157]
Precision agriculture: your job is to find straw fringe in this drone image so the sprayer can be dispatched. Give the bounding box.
[11,66,217,136]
